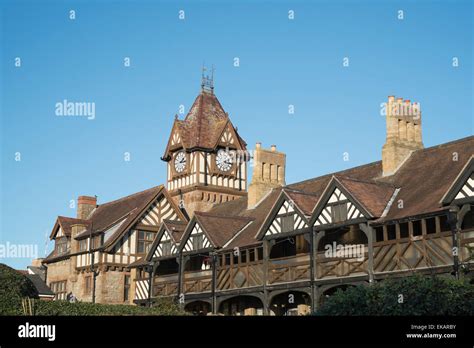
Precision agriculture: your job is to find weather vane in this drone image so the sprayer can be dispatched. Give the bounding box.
[201,63,215,93]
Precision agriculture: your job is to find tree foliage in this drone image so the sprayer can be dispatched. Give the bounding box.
[316,275,474,316]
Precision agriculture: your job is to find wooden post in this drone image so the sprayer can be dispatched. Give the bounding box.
[313,230,326,311]
[177,253,188,309]
[359,223,374,283]
[262,239,272,315]
[308,229,316,313]
[211,252,218,314]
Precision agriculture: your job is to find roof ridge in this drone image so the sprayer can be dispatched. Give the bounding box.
[57,216,90,222]
[336,175,395,187]
[287,161,382,188]
[96,185,163,208]
[421,135,474,152]
[282,188,319,197]
[194,211,254,221]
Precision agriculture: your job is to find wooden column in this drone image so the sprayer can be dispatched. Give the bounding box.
[177,253,188,308]
[308,229,316,312]
[262,239,274,315]
[211,252,218,314]
[359,223,374,283]
[313,230,325,311]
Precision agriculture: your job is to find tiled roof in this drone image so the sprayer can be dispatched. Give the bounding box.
[204,135,473,249]
[162,220,187,244]
[334,176,395,217]
[50,216,90,239]
[25,274,54,297]
[164,91,246,157]
[194,212,254,248]
[74,186,168,249]
[283,189,319,216]
[375,136,473,221]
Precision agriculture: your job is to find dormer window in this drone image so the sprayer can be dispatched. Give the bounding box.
[55,237,69,254]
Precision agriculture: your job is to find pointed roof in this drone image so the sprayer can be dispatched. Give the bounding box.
[162,91,246,158]
[334,176,395,217]
[49,216,90,239]
[283,189,319,216]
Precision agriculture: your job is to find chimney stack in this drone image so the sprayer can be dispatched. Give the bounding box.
[77,196,97,220]
[248,143,286,208]
[382,96,423,176]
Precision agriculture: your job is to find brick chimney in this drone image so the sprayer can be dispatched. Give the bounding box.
[248,143,286,209]
[382,96,423,176]
[77,195,97,220]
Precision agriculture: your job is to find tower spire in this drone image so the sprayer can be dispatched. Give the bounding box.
[201,64,215,94]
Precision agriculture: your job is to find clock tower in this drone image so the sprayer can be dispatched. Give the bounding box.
[161,71,249,217]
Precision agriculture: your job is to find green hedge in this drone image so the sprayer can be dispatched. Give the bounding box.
[316,275,474,316]
[0,264,39,315]
[33,298,185,316]
[0,263,184,316]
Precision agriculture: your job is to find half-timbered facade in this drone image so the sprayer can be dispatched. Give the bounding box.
[43,82,474,314]
[44,186,186,304]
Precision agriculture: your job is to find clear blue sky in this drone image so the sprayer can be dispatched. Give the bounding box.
[1,0,472,269]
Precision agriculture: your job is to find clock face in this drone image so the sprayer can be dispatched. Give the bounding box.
[216,149,233,172]
[174,151,186,173]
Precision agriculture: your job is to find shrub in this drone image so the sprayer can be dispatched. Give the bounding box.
[316,275,474,316]
[0,263,184,316]
[0,263,39,315]
[33,298,185,316]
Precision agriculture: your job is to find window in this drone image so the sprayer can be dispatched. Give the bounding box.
[84,276,92,295]
[124,275,130,301]
[257,247,263,261]
[162,240,172,256]
[249,249,255,262]
[387,225,397,240]
[79,239,88,252]
[50,280,67,300]
[375,227,384,242]
[192,234,204,250]
[412,220,422,236]
[281,214,294,233]
[399,223,409,239]
[137,231,155,254]
[331,203,348,223]
[55,237,69,255]
[439,215,451,232]
[240,250,247,263]
[426,218,436,234]
[225,253,231,266]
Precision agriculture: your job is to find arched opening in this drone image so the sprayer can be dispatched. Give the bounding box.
[185,253,212,271]
[156,258,179,276]
[269,291,310,316]
[319,284,356,307]
[317,225,368,252]
[218,296,264,316]
[461,207,474,230]
[269,235,309,259]
[185,301,211,316]
[316,224,368,279]
[152,258,180,297]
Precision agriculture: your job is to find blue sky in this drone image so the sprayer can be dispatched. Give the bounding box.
[1,0,472,268]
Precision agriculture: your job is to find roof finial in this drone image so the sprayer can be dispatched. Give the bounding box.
[201,63,214,94]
